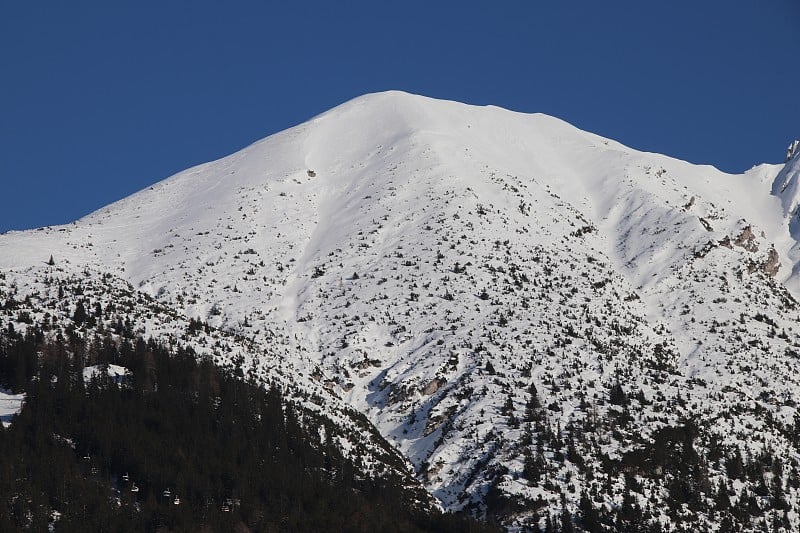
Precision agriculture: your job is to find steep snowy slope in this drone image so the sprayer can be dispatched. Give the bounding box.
[2,92,799,530]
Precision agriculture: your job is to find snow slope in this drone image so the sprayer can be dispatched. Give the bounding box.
[1,91,799,530]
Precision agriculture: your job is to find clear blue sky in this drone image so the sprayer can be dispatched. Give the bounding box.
[1,1,798,232]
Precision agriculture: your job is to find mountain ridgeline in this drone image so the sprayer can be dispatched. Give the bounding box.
[1,92,800,531]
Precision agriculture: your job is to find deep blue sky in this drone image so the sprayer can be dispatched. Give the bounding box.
[1,1,798,232]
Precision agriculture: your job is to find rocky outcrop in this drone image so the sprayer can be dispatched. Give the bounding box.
[421,377,446,396]
[764,247,781,277]
[734,225,758,252]
[786,140,800,162]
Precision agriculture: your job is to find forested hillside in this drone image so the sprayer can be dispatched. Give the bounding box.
[0,322,493,532]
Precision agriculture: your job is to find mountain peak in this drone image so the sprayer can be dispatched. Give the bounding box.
[2,94,800,530]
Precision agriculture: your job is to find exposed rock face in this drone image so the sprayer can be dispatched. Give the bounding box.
[764,247,781,277]
[772,140,800,240]
[422,377,446,396]
[734,225,758,252]
[787,139,800,162]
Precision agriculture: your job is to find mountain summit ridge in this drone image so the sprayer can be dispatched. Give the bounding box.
[2,92,800,530]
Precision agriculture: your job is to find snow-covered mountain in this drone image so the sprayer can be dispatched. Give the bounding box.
[2,91,800,530]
